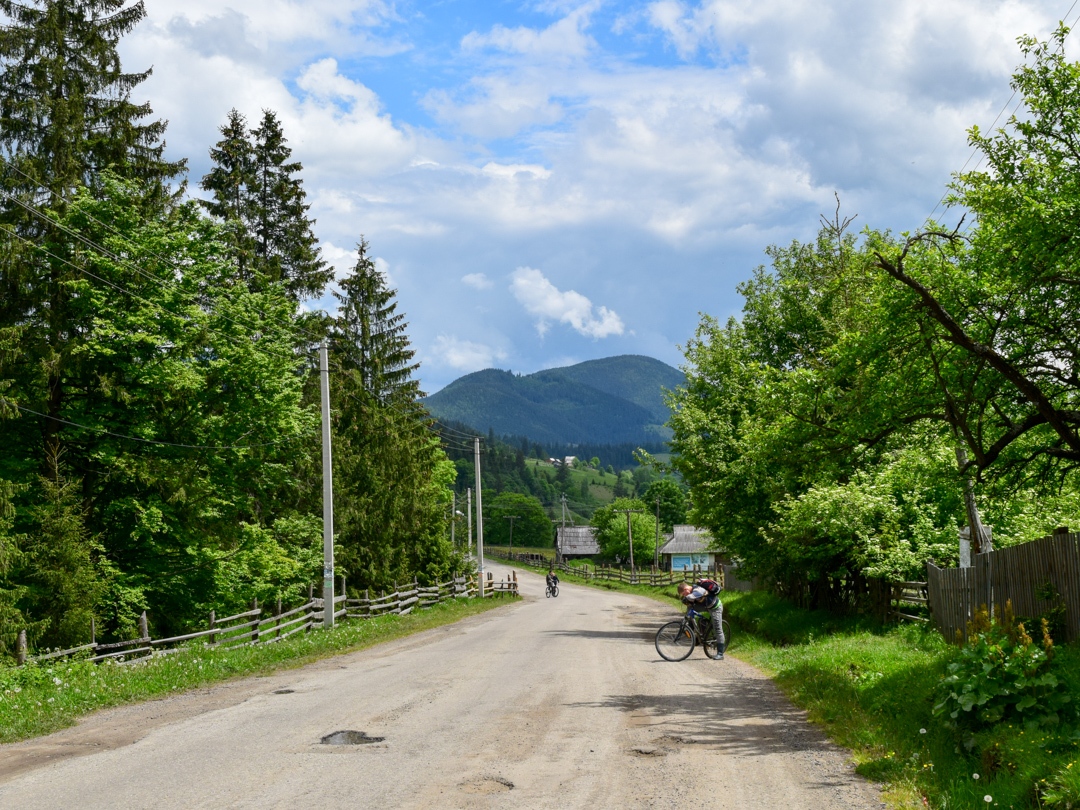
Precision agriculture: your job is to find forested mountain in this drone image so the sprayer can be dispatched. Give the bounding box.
[423,355,684,446]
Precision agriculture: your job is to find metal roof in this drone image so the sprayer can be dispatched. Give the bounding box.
[557,526,599,555]
[658,525,714,555]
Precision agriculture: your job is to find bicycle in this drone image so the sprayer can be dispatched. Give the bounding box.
[654,608,729,661]
[545,580,559,598]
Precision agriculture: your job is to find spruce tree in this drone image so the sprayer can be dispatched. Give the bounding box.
[329,240,456,591]
[0,0,184,206]
[199,109,257,280]
[333,239,420,403]
[200,109,329,301]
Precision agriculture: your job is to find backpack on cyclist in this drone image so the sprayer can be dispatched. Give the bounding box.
[696,578,721,597]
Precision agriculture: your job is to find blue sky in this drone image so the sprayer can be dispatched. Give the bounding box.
[121,0,1075,392]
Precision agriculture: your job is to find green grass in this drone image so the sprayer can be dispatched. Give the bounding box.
[0,597,509,743]
[499,554,1080,809]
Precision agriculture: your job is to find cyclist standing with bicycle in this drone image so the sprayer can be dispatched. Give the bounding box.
[678,580,726,659]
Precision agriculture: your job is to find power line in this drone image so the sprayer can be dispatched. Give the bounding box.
[0,187,318,364]
[0,155,331,349]
[4,225,315,366]
[9,403,311,451]
[923,1,1080,228]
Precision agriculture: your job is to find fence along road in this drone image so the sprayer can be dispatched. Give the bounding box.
[0,562,884,810]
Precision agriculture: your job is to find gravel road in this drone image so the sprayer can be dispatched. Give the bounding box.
[0,562,885,809]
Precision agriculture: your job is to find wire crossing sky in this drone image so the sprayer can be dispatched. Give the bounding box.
[119,0,1078,392]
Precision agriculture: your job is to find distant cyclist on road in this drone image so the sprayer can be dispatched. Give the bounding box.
[677,579,725,659]
[546,570,560,593]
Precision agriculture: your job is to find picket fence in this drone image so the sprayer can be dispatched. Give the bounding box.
[927,528,1080,643]
[18,570,520,667]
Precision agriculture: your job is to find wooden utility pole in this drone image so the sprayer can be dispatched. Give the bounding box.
[467,488,473,558]
[654,496,661,570]
[504,515,520,555]
[615,509,644,570]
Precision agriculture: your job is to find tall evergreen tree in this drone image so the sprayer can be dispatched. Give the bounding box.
[200,109,329,301]
[199,109,256,280]
[0,0,184,206]
[328,240,458,591]
[333,238,420,403]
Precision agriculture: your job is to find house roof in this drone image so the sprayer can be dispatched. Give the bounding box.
[658,525,714,555]
[557,526,599,555]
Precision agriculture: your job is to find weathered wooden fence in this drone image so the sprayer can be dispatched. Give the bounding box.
[16,571,517,667]
[487,548,725,587]
[927,528,1080,643]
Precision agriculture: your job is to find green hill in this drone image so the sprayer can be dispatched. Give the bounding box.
[422,355,684,446]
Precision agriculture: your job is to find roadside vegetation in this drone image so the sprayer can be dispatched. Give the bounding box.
[0,597,507,744]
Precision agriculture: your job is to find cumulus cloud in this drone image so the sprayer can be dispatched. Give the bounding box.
[462,273,493,290]
[431,336,507,371]
[461,3,597,59]
[509,267,624,339]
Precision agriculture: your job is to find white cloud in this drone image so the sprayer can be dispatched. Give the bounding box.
[461,3,597,59]
[462,273,493,290]
[431,336,507,371]
[509,267,625,339]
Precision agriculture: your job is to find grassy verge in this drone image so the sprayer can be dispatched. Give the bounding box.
[502,554,1080,809]
[0,596,509,744]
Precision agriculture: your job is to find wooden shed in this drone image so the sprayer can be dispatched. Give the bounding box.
[659,525,716,572]
[556,526,599,561]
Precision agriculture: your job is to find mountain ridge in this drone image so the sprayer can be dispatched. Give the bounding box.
[422,355,684,447]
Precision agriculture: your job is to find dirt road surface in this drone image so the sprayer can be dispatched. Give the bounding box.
[0,562,885,809]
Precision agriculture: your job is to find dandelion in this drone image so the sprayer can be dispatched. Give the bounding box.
[984,796,992,803]
[52,677,61,686]
[973,773,980,780]
[919,728,927,734]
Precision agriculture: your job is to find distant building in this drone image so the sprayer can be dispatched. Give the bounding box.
[659,525,717,572]
[556,526,599,560]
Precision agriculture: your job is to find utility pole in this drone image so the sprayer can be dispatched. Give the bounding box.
[504,515,520,556]
[615,508,644,570]
[451,491,456,547]
[474,437,485,596]
[654,496,661,570]
[467,488,473,558]
[319,342,334,628]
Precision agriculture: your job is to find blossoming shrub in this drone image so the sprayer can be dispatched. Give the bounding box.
[933,602,1073,737]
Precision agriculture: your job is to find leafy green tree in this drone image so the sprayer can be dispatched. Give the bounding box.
[643,479,686,532]
[484,492,551,548]
[592,498,657,563]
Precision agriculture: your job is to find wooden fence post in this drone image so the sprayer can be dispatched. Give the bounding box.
[275,598,282,639]
[139,611,149,641]
[251,599,259,643]
[208,610,216,645]
[90,616,96,646]
[15,629,26,666]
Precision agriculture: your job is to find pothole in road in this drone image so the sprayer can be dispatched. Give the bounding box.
[320,730,385,745]
[273,689,295,694]
[459,776,514,793]
[630,746,673,757]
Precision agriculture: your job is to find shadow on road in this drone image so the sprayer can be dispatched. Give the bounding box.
[565,678,835,760]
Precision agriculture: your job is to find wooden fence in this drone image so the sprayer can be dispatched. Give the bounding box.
[927,528,1080,643]
[16,570,518,667]
[487,548,724,587]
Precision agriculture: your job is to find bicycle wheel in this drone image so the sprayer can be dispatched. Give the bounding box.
[545,585,552,598]
[552,585,559,597]
[655,620,695,661]
[702,619,731,659]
